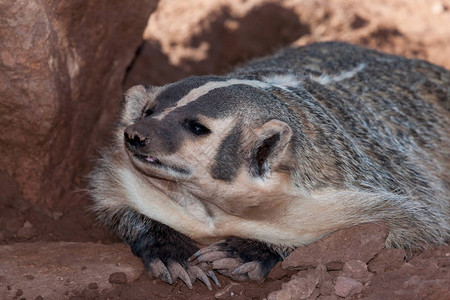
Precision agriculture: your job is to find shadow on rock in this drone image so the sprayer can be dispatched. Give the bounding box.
[126,2,309,87]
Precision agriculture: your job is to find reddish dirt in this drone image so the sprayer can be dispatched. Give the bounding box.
[1,224,448,299]
[1,0,449,299]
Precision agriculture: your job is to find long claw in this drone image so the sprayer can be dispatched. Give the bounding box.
[232,261,258,275]
[168,263,193,289]
[187,265,212,290]
[200,273,212,291]
[212,258,241,270]
[195,251,229,263]
[208,270,220,286]
[179,269,193,289]
[161,269,172,284]
[150,260,173,284]
[217,269,247,281]
[189,244,222,261]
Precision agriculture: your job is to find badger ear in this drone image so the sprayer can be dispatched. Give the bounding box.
[121,84,157,125]
[248,119,292,178]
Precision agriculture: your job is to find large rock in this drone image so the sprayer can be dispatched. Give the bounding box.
[282,223,389,270]
[267,265,326,300]
[361,245,450,299]
[0,0,158,209]
[0,242,143,299]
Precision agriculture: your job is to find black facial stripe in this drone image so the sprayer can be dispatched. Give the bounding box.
[210,125,243,181]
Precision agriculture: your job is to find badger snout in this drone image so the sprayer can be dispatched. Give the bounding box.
[124,126,149,151]
[124,119,182,157]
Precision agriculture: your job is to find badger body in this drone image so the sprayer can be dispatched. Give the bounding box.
[90,42,450,287]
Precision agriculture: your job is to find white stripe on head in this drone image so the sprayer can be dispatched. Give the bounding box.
[312,63,366,85]
[261,73,299,87]
[261,73,300,92]
[155,79,271,120]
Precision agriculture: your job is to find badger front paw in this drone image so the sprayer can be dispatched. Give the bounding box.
[189,237,282,282]
[131,229,219,289]
[147,257,219,290]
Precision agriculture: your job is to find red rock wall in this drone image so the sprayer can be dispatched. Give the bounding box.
[0,0,158,209]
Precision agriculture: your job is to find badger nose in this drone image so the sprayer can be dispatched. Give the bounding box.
[124,130,148,149]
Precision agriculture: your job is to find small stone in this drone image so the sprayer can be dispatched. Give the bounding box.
[25,274,35,280]
[52,211,63,220]
[84,287,100,298]
[334,276,363,298]
[108,272,127,285]
[88,282,98,290]
[368,248,405,273]
[341,260,372,282]
[268,266,323,300]
[16,289,23,296]
[16,227,36,240]
[35,296,44,300]
[267,289,289,300]
[318,279,335,297]
[23,221,33,228]
[1,50,15,67]
[283,277,318,299]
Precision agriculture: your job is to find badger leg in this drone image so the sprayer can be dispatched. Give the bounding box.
[190,237,291,282]
[98,207,219,289]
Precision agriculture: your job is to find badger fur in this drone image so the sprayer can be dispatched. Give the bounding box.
[89,42,449,288]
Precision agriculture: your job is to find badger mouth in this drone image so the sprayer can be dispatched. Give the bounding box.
[134,153,163,166]
[131,152,191,178]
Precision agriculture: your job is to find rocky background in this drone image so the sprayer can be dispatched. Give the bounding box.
[0,0,449,299]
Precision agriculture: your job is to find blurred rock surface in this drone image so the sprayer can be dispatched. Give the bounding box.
[0,0,158,209]
[126,0,450,88]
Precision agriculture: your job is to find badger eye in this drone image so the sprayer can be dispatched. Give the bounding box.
[185,120,210,135]
[143,107,154,117]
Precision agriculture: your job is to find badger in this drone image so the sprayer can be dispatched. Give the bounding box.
[89,42,450,289]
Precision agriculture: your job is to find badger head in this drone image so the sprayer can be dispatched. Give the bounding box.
[119,76,295,216]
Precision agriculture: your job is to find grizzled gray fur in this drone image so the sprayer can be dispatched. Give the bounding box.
[89,42,449,288]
